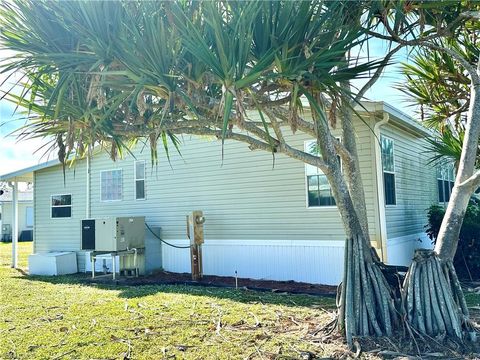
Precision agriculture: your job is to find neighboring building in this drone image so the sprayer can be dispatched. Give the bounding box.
[0,187,34,242]
[0,102,441,285]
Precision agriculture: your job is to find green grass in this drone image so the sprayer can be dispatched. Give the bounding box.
[0,243,338,359]
[2,243,479,360]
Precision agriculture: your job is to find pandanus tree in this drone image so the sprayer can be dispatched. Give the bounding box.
[402,34,480,168]
[364,2,480,341]
[399,30,480,339]
[0,0,478,347]
[0,0,400,344]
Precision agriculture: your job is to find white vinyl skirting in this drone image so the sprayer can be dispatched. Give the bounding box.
[386,232,433,266]
[161,239,345,285]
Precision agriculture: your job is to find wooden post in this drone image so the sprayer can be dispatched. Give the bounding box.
[188,211,204,281]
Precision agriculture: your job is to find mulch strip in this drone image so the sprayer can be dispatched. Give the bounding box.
[83,270,338,297]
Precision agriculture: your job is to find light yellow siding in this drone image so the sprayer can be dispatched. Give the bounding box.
[34,162,87,269]
[33,114,379,271]
[380,123,438,239]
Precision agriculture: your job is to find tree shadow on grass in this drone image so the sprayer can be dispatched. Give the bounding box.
[12,271,336,309]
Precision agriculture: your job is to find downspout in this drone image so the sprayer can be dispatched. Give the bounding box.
[8,181,18,268]
[86,151,91,219]
[374,114,389,262]
[33,174,36,254]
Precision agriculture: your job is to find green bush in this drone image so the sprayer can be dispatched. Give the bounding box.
[426,201,480,280]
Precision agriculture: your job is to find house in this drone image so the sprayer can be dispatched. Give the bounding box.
[0,186,34,242]
[0,102,442,285]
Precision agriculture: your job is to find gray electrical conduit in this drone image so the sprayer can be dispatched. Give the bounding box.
[145,223,192,249]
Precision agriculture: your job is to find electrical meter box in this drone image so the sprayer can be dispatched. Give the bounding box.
[81,216,145,252]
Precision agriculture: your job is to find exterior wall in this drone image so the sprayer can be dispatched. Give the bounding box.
[0,202,34,239]
[34,162,88,269]
[380,123,438,265]
[33,114,378,284]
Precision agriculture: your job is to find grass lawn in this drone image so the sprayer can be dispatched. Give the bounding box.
[0,242,340,359]
[1,243,479,359]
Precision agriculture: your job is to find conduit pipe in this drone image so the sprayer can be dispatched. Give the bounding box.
[8,181,18,268]
[373,113,389,262]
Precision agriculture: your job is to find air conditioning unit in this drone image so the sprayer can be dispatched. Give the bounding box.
[81,217,145,252]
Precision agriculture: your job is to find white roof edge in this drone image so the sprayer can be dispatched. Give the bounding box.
[381,102,433,136]
[0,159,60,182]
[355,100,433,137]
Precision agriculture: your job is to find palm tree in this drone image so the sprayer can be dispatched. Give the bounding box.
[402,35,480,169]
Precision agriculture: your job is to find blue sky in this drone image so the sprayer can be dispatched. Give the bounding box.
[0,39,415,177]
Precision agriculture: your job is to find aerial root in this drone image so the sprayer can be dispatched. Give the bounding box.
[402,249,477,342]
[338,235,397,348]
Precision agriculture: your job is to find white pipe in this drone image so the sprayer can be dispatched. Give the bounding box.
[374,114,389,262]
[86,151,91,219]
[8,181,18,268]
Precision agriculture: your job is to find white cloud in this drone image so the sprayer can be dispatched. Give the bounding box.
[0,48,49,177]
[0,100,47,177]
[0,134,48,176]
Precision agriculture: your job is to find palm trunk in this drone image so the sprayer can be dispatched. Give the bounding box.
[313,102,396,347]
[340,83,370,239]
[403,75,480,342]
[435,83,480,261]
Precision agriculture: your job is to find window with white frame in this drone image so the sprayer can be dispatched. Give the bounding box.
[135,160,146,200]
[51,194,72,218]
[381,135,396,205]
[437,162,455,203]
[101,169,122,201]
[305,140,336,207]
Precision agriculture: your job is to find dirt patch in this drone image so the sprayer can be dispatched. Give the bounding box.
[87,270,338,296]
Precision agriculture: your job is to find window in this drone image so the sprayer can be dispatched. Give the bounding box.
[305,140,336,207]
[101,169,122,201]
[51,195,72,218]
[135,161,146,200]
[437,163,455,203]
[381,136,396,205]
[26,207,34,227]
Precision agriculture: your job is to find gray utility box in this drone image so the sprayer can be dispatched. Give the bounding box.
[81,217,145,252]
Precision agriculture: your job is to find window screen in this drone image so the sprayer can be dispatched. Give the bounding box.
[135,161,146,200]
[305,140,336,207]
[437,163,455,203]
[381,136,396,205]
[51,194,72,218]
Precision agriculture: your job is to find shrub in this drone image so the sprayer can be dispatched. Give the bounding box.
[426,201,480,280]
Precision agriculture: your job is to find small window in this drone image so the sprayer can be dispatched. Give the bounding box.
[135,161,146,200]
[305,140,336,207]
[437,163,455,203]
[51,194,72,218]
[101,169,122,201]
[381,136,396,205]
